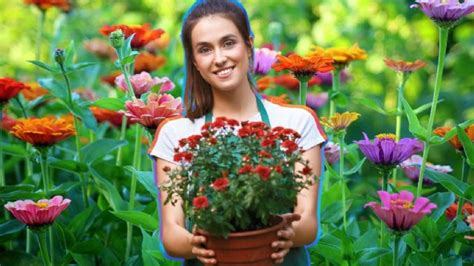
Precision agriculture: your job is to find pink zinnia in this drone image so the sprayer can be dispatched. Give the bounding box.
[306,92,329,110]
[410,0,474,26]
[4,196,71,228]
[365,190,437,231]
[115,71,175,98]
[253,47,279,75]
[400,155,452,185]
[324,141,341,165]
[123,93,182,131]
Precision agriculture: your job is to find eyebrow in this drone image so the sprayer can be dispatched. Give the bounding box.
[194,34,238,47]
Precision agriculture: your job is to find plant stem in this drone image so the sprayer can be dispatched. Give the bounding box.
[125,125,143,261]
[416,27,449,198]
[392,234,399,266]
[298,80,308,106]
[329,68,341,117]
[36,10,46,61]
[392,73,409,186]
[121,65,136,99]
[36,230,51,266]
[26,228,32,253]
[116,116,128,166]
[39,149,51,194]
[338,133,348,232]
[382,169,392,192]
[456,158,469,219]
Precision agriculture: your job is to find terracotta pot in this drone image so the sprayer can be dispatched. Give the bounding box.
[197,215,285,266]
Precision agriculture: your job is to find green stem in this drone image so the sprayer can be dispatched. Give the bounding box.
[35,10,46,61]
[116,115,128,166]
[26,228,32,253]
[36,230,51,266]
[456,158,469,219]
[329,68,341,117]
[49,227,54,264]
[14,97,29,119]
[338,133,347,232]
[121,64,137,99]
[392,234,399,266]
[298,80,308,106]
[416,27,449,198]
[125,125,143,261]
[39,149,51,194]
[382,169,392,192]
[393,73,408,186]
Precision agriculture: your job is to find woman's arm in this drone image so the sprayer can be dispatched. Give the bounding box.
[156,158,216,264]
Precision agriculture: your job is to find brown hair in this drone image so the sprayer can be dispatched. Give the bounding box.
[181,0,255,121]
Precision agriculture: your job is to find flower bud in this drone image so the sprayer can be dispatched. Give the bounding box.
[109,29,124,49]
[54,48,65,65]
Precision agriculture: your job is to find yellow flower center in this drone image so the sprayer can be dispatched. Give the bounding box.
[376,133,396,140]
[391,199,413,209]
[35,202,49,209]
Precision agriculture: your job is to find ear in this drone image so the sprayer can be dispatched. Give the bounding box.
[247,36,254,58]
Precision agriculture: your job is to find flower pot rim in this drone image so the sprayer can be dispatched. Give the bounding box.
[197,215,285,238]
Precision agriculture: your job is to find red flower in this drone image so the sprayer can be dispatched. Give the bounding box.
[208,137,217,145]
[258,150,272,159]
[445,202,473,220]
[300,165,313,176]
[274,165,283,173]
[173,152,193,163]
[0,78,28,104]
[238,165,253,175]
[24,0,71,12]
[163,166,171,172]
[192,196,209,209]
[273,74,322,91]
[99,24,165,49]
[254,165,271,181]
[211,118,226,129]
[238,127,252,138]
[212,177,230,191]
[281,140,298,154]
[187,135,202,148]
[1,112,17,132]
[261,138,275,147]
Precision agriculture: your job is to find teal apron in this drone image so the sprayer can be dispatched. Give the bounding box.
[184,96,309,266]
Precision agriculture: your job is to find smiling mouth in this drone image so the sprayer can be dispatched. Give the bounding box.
[214,67,235,78]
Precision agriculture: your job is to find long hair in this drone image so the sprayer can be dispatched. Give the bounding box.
[181,0,255,121]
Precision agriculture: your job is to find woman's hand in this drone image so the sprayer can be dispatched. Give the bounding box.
[271,213,301,264]
[190,227,216,265]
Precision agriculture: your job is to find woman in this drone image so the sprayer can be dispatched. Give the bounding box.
[149,0,327,265]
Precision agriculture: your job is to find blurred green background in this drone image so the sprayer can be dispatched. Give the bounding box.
[1,0,473,174]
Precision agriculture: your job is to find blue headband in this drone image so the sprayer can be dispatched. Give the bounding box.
[180,0,257,116]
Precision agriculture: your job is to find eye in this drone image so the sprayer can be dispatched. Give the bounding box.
[198,46,211,54]
[223,40,235,48]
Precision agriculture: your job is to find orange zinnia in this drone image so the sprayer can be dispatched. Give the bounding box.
[90,106,132,128]
[100,71,121,87]
[99,24,165,49]
[384,58,426,73]
[273,74,321,91]
[433,125,474,151]
[24,0,71,12]
[256,76,272,91]
[1,78,29,104]
[264,94,291,105]
[272,54,334,81]
[134,52,166,73]
[312,44,367,67]
[83,39,116,59]
[21,83,49,101]
[321,112,360,132]
[10,116,75,147]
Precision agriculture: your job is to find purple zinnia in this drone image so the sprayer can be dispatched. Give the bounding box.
[324,141,341,165]
[356,133,424,167]
[253,48,279,75]
[317,70,350,87]
[306,92,329,110]
[410,0,474,27]
[365,190,437,231]
[400,155,452,185]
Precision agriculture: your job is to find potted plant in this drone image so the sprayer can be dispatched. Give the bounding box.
[160,117,314,265]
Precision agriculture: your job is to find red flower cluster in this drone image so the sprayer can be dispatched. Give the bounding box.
[179,134,202,148]
[212,177,230,191]
[0,78,29,104]
[173,151,193,163]
[445,202,473,221]
[192,196,209,209]
[99,24,165,49]
[254,165,272,181]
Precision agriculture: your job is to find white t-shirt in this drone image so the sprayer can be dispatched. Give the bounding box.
[148,99,327,162]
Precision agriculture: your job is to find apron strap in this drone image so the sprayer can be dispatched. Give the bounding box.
[205,96,270,126]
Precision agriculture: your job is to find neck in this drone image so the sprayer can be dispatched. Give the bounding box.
[211,82,259,121]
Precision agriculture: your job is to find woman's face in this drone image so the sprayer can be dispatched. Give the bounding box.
[191,15,251,93]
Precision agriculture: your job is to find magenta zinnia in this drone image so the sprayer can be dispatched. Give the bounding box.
[410,0,474,27]
[253,47,279,75]
[123,93,182,131]
[115,71,175,98]
[365,190,437,231]
[4,195,71,228]
[400,155,452,185]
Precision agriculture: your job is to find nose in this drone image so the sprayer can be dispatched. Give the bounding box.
[214,48,227,67]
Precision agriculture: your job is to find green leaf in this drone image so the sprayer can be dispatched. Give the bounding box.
[69,238,103,254]
[70,253,95,266]
[68,207,98,240]
[93,97,127,111]
[354,97,386,115]
[124,167,158,199]
[464,185,474,201]
[424,169,469,199]
[0,142,28,157]
[310,234,342,264]
[344,158,366,176]
[357,248,391,264]
[413,100,443,114]
[0,220,25,242]
[120,52,139,66]
[0,250,42,266]
[121,34,136,60]
[48,182,79,197]
[81,139,128,165]
[66,101,98,131]
[402,98,429,141]
[28,60,58,73]
[64,40,76,67]
[353,229,378,251]
[456,126,474,167]
[111,210,159,232]
[428,192,455,221]
[38,78,68,101]
[67,62,97,72]
[0,185,44,201]
[321,202,343,223]
[89,165,127,211]
[49,159,88,173]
